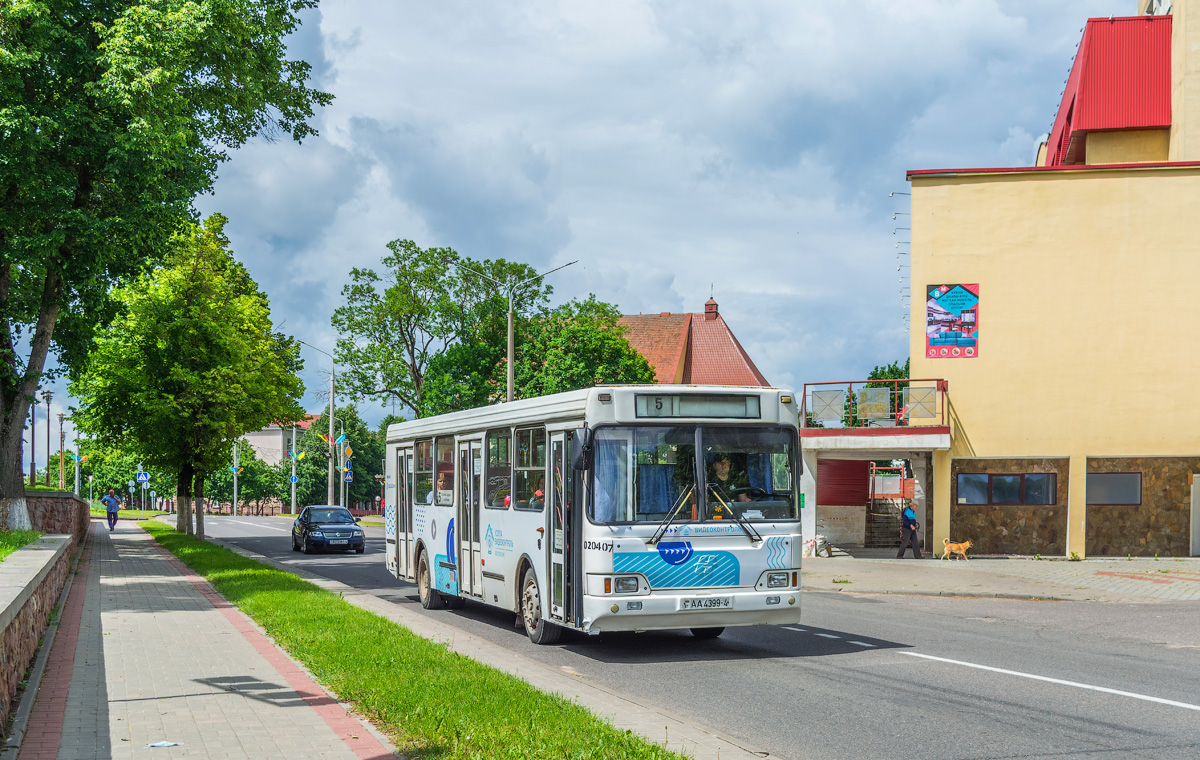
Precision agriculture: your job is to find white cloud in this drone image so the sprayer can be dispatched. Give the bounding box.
[185,0,1121,426]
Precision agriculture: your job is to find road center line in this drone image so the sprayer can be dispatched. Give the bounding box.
[227,518,290,532]
[899,652,1200,712]
[814,633,840,639]
[783,626,806,632]
[849,641,875,647]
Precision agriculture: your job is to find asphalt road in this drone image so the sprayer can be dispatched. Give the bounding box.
[192,514,1200,760]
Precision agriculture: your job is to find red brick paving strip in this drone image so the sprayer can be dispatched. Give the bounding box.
[18,524,94,760]
[140,526,394,760]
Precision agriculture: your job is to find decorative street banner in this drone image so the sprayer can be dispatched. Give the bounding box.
[926,283,979,358]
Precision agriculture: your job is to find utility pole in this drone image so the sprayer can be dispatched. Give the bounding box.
[328,369,335,504]
[290,424,297,515]
[28,395,36,488]
[42,390,52,486]
[232,440,239,517]
[57,413,65,490]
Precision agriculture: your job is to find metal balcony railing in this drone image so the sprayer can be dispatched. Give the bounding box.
[800,379,947,429]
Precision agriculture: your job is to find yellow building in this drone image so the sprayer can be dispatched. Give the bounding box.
[907,0,1200,557]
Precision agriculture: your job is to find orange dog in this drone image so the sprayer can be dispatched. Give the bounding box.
[941,537,973,560]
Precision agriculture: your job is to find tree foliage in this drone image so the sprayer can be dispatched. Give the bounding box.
[331,240,547,418]
[289,405,386,508]
[0,0,330,525]
[70,215,305,538]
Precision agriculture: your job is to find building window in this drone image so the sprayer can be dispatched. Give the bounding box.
[1087,472,1141,505]
[957,472,1057,506]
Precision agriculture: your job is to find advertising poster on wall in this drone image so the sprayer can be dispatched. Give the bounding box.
[926,283,979,358]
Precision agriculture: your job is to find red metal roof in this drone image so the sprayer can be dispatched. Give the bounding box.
[618,301,770,387]
[1045,15,1171,166]
[906,160,1200,179]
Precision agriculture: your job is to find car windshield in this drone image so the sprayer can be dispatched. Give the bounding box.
[589,425,797,524]
[308,508,354,524]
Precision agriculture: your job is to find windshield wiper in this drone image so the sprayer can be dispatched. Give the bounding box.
[649,485,694,545]
[707,485,762,544]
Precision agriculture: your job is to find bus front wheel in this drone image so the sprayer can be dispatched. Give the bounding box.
[691,627,725,639]
[521,569,562,645]
[417,551,443,610]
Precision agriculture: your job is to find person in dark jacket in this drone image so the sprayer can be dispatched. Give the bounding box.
[896,504,922,559]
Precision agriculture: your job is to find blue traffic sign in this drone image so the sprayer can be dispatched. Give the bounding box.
[343,471,353,483]
[290,475,298,484]
[135,471,151,483]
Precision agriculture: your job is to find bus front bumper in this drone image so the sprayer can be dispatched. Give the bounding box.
[581,589,801,633]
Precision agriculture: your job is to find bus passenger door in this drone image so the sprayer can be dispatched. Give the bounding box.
[458,441,484,598]
[547,432,572,623]
[396,449,412,580]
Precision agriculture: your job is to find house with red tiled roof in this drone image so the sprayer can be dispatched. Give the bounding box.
[618,299,769,386]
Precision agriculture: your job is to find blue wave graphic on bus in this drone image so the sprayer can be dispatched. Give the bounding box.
[614,550,739,588]
[763,536,788,569]
[657,541,693,565]
[446,517,456,564]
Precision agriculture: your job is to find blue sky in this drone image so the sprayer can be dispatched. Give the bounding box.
[34,0,1122,467]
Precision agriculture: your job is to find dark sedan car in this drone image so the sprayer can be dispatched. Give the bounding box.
[291,505,365,554]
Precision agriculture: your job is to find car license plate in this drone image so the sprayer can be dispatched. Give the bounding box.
[329,539,348,545]
[680,596,731,610]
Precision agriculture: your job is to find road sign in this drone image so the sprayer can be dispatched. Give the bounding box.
[344,446,353,458]
[343,471,353,483]
[290,475,298,484]
[141,481,148,490]
[127,480,135,489]
[136,471,151,483]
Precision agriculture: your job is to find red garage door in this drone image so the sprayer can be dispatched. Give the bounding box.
[817,460,869,506]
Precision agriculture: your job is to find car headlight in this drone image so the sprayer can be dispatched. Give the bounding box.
[767,572,789,588]
[310,531,324,538]
[353,529,364,536]
[614,576,639,594]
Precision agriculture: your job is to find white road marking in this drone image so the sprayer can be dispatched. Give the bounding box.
[900,652,1200,713]
[814,633,840,639]
[226,518,289,533]
[783,627,806,632]
[849,641,875,647]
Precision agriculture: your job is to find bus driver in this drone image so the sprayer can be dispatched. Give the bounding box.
[708,452,751,502]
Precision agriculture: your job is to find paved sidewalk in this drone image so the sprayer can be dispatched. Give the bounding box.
[17,521,396,760]
[802,554,1200,602]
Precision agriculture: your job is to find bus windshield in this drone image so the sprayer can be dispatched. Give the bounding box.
[590,425,797,524]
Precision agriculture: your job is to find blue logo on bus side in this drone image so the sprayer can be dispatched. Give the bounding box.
[657,541,693,565]
[446,517,456,564]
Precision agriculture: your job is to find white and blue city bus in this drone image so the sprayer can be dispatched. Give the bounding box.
[383,385,802,644]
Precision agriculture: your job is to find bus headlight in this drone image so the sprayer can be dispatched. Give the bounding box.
[614,576,639,594]
[767,572,789,588]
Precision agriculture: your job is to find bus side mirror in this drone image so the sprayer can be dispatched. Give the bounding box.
[571,425,592,471]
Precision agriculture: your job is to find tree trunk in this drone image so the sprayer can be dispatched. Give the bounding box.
[194,471,205,541]
[0,265,62,529]
[176,463,193,534]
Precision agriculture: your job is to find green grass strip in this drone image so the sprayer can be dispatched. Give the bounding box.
[90,507,168,520]
[0,530,43,562]
[139,521,682,760]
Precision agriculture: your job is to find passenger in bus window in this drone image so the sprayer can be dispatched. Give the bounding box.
[708,453,752,502]
[427,471,450,504]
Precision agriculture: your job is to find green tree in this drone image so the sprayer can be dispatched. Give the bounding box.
[70,215,305,539]
[292,406,385,508]
[423,296,655,414]
[0,0,330,528]
[331,240,547,418]
[206,446,279,515]
[76,440,171,506]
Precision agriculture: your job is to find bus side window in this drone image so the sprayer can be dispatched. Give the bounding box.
[414,439,433,504]
[486,429,511,509]
[514,427,546,511]
[434,438,455,506]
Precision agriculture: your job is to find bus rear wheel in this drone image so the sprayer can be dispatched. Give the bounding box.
[521,569,562,645]
[690,627,725,639]
[417,551,443,610]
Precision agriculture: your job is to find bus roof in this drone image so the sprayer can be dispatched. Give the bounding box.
[387,384,794,442]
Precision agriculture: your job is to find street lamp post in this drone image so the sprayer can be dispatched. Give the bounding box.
[334,417,347,508]
[299,340,337,505]
[290,424,297,515]
[42,390,52,487]
[450,260,577,403]
[28,395,36,488]
[232,440,239,517]
[57,413,65,490]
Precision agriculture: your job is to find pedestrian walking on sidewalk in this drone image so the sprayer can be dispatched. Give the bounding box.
[101,488,121,531]
[896,504,922,559]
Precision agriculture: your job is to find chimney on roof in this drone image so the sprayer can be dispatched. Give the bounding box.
[704,298,718,321]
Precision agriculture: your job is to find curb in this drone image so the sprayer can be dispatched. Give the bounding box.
[1,531,89,759]
[803,586,1072,601]
[200,530,778,760]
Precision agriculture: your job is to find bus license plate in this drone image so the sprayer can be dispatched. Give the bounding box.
[329,539,348,545]
[680,596,731,611]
